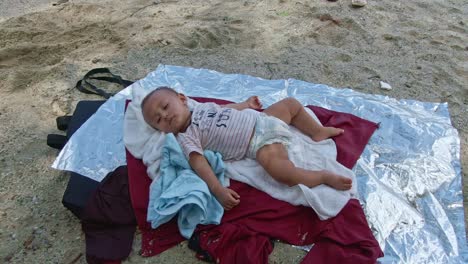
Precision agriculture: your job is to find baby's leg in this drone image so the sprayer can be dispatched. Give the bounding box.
[256,143,352,190]
[263,98,343,141]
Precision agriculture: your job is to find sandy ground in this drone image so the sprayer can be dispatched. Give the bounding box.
[0,0,467,263]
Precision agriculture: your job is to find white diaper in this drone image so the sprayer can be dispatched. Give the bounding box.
[246,113,292,159]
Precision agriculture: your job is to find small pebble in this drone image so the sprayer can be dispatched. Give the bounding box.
[352,0,367,7]
[33,226,42,235]
[379,81,392,90]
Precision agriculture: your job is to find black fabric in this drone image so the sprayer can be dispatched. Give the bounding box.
[46,134,68,150]
[62,173,100,218]
[58,101,136,263]
[45,68,137,263]
[46,101,106,151]
[61,100,106,218]
[48,67,133,149]
[57,100,136,263]
[81,166,136,262]
[66,101,106,137]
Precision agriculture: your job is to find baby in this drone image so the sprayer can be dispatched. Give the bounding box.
[142,87,352,210]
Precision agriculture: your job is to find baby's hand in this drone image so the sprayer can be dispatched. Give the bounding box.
[246,96,262,110]
[215,187,240,210]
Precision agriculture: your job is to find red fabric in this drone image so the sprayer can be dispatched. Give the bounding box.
[195,183,382,264]
[308,105,379,169]
[126,97,383,263]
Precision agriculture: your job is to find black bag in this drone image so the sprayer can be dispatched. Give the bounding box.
[47,68,133,218]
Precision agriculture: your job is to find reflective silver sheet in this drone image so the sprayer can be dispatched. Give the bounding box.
[52,64,468,263]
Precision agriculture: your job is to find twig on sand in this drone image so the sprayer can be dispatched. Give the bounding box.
[68,253,83,264]
[319,14,341,26]
[265,62,278,79]
[130,2,160,17]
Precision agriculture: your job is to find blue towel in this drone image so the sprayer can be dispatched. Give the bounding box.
[147,133,225,238]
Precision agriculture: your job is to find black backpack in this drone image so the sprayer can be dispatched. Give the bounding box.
[47,68,133,218]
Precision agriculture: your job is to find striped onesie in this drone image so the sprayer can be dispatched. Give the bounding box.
[177,102,257,161]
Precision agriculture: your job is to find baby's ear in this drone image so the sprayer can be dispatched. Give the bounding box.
[178,93,188,104]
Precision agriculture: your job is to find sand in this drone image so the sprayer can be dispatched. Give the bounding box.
[0,0,467,263]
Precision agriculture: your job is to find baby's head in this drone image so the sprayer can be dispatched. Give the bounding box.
[141,86,191,134]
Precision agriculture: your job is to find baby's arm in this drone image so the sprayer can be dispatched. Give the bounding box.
[188,152,240,210]
[222,96,262,110]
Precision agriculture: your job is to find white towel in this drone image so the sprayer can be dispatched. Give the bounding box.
[225,112,357,219]
[124,86,356,219]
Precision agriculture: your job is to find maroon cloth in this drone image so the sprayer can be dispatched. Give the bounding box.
[195,183,381,264]
[81,166,136,264]
[126,97,383,263]
[307,105,379,169]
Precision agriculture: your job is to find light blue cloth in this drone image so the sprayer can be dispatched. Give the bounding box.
[147,133,225,239]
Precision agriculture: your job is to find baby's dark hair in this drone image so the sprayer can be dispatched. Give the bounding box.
[141,86,177,110]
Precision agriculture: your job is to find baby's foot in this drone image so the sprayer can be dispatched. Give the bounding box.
[312,127,344,142]
[323,171,352,190]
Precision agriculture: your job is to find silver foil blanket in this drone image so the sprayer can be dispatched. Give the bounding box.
[53,64,468,263]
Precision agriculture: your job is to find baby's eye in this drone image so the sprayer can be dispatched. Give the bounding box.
[156,117,161,124]
[163,104,168,110]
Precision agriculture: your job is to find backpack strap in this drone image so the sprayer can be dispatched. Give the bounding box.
[56,115,72,131]
[47,134,68,150]
[75,68,134,99]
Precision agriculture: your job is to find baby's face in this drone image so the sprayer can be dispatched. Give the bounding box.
[142,90,191,134]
